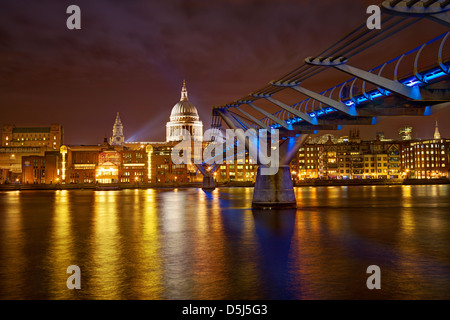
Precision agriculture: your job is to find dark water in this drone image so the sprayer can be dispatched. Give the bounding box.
[0,185,449,300]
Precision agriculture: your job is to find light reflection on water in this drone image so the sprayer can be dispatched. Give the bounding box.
[0,185,449,300]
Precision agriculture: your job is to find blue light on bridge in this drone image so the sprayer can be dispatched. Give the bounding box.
[268,66,447,129]
[424,70,447,82]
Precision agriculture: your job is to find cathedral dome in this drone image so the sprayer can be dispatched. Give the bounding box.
[166,80,203,142]
[170,101,199,119]
[169,80,199,121]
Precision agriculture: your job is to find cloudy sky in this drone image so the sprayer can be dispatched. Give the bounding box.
[0,0,448,144]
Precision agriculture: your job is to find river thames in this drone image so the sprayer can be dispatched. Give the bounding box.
[0,185,449,300]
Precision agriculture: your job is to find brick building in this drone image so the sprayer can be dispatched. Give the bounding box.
[22,151,59,184]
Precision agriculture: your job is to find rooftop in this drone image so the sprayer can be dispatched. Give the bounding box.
[12,127,51,134]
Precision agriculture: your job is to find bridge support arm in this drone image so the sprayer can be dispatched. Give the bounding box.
[381,0,450,28]
[215,108,247,131]
[234,106,271,130]
[264,96,317,125]
[333,64,422,100]
[290,85,357,116]
[246,103,290,129]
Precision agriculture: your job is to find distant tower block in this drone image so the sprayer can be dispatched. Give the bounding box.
[110,112,125,146]
[434,120,441,140]
[399,126,413,141]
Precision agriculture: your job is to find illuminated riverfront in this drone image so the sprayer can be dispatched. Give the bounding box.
[0,0,450,305]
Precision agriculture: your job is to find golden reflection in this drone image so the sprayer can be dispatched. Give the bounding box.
[244,187,253,202]
[91,191,121,299]
[0,192,26,298]
[191,190,229,299]
[48,190,73,299]
[196,189,209,235]
[135,189,163,299]
[160,190,192,298]
[400,208,415,236]
[429,185,439,200]
[402,185,412,208]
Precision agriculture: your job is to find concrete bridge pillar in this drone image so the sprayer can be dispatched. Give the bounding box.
[252,165,296,208]
[202,175,215,191]
[251,134,309,209]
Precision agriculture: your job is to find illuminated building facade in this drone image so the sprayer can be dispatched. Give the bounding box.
[214,152,258,183]
[401,139,450,179]
[1,146,47,183]
[2,124,63,149]
[290,132,404,181]
[56,139,204,185]
[0,124,64,183]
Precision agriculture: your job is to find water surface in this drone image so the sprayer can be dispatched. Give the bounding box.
[0,185,449,299]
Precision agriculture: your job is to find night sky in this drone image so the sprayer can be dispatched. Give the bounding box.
[1,0,449,145]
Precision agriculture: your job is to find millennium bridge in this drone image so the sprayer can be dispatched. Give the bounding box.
[199,0,450,208]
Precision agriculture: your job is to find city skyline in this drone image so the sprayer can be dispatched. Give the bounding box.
[1,0,450,304]
[1,0,449,144]
[1,86,447,147]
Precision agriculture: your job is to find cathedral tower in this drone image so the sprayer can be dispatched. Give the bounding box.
[434,120,441,140]
[110,112,125,146]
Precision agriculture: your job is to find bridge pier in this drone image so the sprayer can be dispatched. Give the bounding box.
[202,175,216,191]
[252,134,308,209]
[252,165,296,208]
